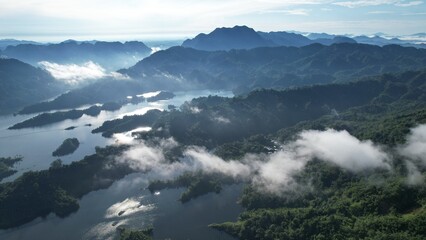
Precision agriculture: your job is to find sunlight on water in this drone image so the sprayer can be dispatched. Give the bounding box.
[110,127,151,144]
[137,91,161,98]
[117,107,162,118]
[105,197,155,219]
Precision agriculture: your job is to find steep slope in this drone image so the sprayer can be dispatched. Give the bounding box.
[0,58,64,115]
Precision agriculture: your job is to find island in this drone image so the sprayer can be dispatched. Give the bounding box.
[0,145,132,229]
[92,109,163,137]
[52,138,80,157]
[9,102,124,130]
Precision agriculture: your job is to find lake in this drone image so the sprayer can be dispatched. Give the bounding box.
[0,173,242,240]
[0,90,233,181]
[0,90,242,240]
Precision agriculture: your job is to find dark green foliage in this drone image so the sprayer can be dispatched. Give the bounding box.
[139,70,426,148]
[0,145,132,229]
[92,109,163,137]
[179,178,222,203]
[214,135,276,160]
[52,138,80,157]
[202,71,426,239]
[0,156,23,181]
[148,172,235,202]
[212,160,426,240]
[118,227,153,240]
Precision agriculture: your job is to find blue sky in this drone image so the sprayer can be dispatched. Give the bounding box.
[0,0,425,41]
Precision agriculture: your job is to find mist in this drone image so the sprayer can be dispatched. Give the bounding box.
[116,128,394,195]
[399,124,426,166]
[39,61,129,85]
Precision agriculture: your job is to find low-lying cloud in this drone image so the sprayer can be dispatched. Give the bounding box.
[118,129,394,195]
[294,129,390,171]
[39,61,129,85]
[399,124,426,165]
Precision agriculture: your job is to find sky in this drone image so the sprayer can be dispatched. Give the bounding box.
[1,0,426,42]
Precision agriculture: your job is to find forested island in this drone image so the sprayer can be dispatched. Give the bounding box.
[52,138,80,157]
[0,145,131,229]
[10,102,122,130]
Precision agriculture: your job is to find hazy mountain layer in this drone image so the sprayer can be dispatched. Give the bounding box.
[1,40,152,71]
[122,43,426,94]
[0,58,65,115]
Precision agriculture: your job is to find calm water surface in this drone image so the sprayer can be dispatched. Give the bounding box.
[0,90,241,240]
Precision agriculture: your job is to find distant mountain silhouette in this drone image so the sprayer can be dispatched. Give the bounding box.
[258,31,314,47]
[314,36,357,45]
[0,58,65,114]
[353,35,405,46]
[182,25,275,51]
[2,40,152,71]
[121,43,426,93]
[0,39,41,50]
[306,33,335,40]
[182,26,426,51]
[182,26,362,51]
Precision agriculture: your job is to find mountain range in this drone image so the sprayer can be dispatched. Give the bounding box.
[0,39,41,50]
[121,42,426,94]
[182,26,426,51]
[0,40,152,71]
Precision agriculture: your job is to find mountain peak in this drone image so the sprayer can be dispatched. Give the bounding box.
[182,25,273,51]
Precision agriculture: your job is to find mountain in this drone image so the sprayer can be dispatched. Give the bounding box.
[314,36,357,45]
[181,26,358,52]
[0,39,41,50]
[2,40,152,71]
[258,31,313,47]
[121,43,426,94]
[182,26,426,52]
[306,32,336,40]
[353,35,405,46]
[0,58,65,114]
[182,25,275,51]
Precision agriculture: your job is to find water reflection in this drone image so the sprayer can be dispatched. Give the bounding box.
[0,90,233,181]
[0,173,242,240]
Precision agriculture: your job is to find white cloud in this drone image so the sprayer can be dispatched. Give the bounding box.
[260,8,311,15]
[184,147,252,179]
[398,124,426,166]
[294,129,390,171]
[368,11,394,14]
[333,0,423,8]
[39,61,129,85]
[118,129,391,196]
[396,1,423,6]
[0,0,327,38]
